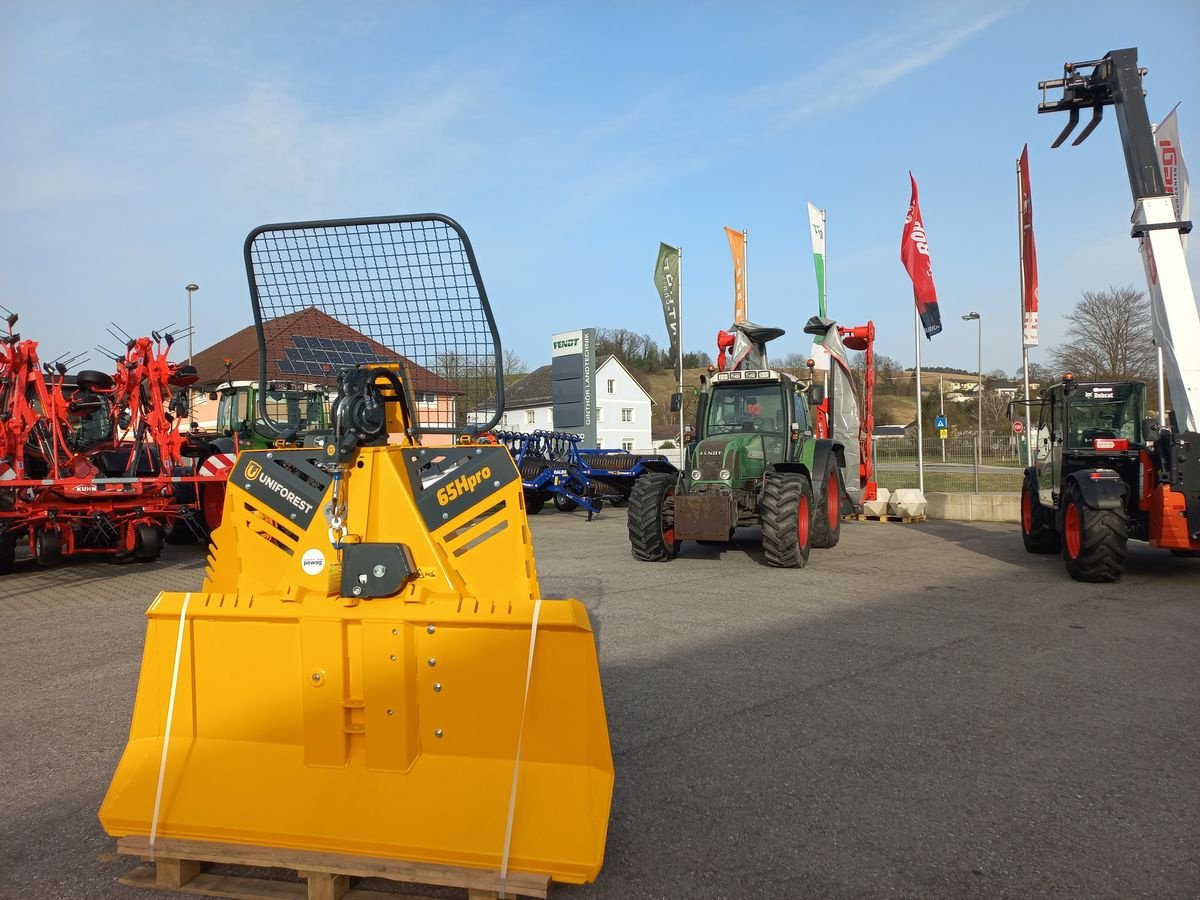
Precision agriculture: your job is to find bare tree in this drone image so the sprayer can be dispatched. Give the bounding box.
[502,349,529,383]
[1049,285,1155,380]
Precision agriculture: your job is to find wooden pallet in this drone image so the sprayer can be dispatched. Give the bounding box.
[115,836,551,900]
[846,513,927,524]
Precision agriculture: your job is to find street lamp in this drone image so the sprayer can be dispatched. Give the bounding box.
[185,283,199,365]
[962,312,982,493]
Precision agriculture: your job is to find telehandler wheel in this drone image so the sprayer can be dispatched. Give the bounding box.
[1061,483,1127,583]
[628,472,681,561]
[811,465,843,549]
[1021,479,1061,554]
[761,472,814,568]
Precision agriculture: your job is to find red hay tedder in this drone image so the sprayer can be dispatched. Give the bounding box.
[0,310,228,572]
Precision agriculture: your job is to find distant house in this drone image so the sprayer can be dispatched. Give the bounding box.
[872,424,909,439]
[187,306,461,430]
[479,355,654,451]
[991,380,1042,400]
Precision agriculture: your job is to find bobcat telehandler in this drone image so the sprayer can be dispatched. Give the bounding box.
[627,321,849,568]
[100,215,613,893]
[1023,49,1200,581]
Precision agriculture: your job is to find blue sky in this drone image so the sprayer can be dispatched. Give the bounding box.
[2,1,1197,378]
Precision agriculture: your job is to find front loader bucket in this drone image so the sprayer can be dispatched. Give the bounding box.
[100,443,613,883]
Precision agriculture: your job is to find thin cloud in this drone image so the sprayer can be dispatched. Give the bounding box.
[745,3,1019,129]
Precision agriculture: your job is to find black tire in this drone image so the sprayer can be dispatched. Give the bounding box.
[0,533,16,575]
[628,472,680,561]
[133,523,164,562]
[811,465,844,550]
[525,492,545,516]
[761,473,814,569]
[1061,483,1127,583]
[35,528,62,566]
[553,492,579,512]
[76,369,114,391]
[1021,478,1061,554]
[1168,549,1200,558]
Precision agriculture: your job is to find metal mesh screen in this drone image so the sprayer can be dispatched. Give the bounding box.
[243,215,504,435]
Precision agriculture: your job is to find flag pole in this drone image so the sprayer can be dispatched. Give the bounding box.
[914,307,925,492]
[743,229,749,320]
[1017,156,1034,466]
[678,248,686,459]
[821,208,828,317]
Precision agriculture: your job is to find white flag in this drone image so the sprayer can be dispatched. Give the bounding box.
[806,202,827,317]
[1155,104,1190,252]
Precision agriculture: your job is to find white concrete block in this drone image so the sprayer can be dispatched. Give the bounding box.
[888,488,927,518]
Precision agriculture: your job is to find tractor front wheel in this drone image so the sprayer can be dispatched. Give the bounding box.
[1061,483,1127,582]
[628,473,680,561]
[761,473,814,568]
[1021,479,1061,554]
[811,465,843,550]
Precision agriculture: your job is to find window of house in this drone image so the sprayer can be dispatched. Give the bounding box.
[598,407,604,423]
[546,409,553,427]
[621,408,633,423]
[607,379,615,394]
[415,391,437,406]
[622,439,634,452]
[525,409,536,426]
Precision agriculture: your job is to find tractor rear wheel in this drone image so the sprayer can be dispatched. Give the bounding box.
[628,472,680,561]
[1021,479,1061,554]
[811,465,843,549]
[1061,483,1127,582]
[761,472,814,568]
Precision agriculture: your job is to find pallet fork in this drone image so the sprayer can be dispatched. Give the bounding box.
[100,215,614,889]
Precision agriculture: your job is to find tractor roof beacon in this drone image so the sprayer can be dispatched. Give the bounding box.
[627,321,849,568]
[1022,48,1200,581]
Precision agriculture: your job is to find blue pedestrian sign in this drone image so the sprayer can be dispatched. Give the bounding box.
[935,415,948,429]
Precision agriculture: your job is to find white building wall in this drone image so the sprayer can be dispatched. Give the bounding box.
[492,358,654,450]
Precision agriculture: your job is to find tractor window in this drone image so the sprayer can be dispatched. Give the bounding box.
[1066,383,1145,449]
[708,384,785,435]
[305,393,326,428]
[792,390,810,432]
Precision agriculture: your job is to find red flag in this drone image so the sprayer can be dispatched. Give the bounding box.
[900,172,942,339]
[1019,144,1039,347]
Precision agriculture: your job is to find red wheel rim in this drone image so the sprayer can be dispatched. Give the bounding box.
[1021,490,1033,533]
[827,473,839,532]
[1064,502,1081,558]
[798,493,811,547]
[662,489,675,545]
[202,482,226,532]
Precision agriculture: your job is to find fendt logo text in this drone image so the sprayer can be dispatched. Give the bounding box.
[436,466,493,506]
[553,338,580,350]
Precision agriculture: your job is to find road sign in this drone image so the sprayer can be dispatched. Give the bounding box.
[1012,420,1025,435]
[935,415,948,429]
[938,428,949,440]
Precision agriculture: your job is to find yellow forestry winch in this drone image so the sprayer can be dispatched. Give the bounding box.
[99,215,614,886]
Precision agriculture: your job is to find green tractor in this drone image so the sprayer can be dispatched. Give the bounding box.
[210,381,330,449]
[627,323,848,568]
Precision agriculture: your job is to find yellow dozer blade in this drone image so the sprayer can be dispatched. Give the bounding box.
[99,214,614,886]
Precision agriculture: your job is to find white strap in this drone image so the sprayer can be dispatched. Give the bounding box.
[149,592,191,860]
[498,595,542,899]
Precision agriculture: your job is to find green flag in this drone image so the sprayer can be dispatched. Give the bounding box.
[807,202,826,318]
[653,242,681,380]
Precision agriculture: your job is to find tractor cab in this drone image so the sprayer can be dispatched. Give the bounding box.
[215,381,329,447]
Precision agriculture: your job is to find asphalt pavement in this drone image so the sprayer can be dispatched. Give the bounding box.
[1,512,1197,899]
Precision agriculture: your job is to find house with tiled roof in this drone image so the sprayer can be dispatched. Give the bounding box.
[187,307,462,430]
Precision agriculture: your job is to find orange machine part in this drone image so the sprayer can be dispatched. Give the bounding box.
[1148,484,1200,550]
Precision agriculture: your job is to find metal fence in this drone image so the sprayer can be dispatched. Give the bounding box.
[873,432,1027,494]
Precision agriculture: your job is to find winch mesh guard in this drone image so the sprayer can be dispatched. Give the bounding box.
[244,215,504,435]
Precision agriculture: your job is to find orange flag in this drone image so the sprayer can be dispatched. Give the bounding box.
[724,226,746,323]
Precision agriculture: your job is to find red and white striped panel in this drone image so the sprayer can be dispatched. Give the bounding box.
[0,460,15,481]
[197,453,236,479]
